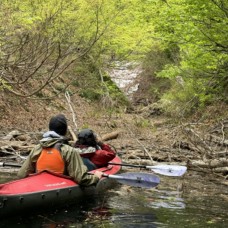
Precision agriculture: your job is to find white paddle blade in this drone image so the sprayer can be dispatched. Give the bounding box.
[107,173,160,188]
[148,165,187,176]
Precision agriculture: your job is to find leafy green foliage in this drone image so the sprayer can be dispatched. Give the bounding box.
[0,0,155,104]
[135,45,176,103]
[148,0,228,115]
[0,0,227,114]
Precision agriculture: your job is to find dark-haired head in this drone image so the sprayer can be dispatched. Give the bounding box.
[49,114,68,136]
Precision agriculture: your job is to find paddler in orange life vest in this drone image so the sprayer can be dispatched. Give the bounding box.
[74,129,116,171]
[17,114,103,186]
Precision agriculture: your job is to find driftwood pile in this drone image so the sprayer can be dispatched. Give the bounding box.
[181,121,228,178]
[0,120,227,179]
[0,130,38,162]
[106,120,227,179]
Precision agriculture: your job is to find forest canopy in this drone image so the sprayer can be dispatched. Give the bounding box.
[0,0,227,115]
[150,0,228,115]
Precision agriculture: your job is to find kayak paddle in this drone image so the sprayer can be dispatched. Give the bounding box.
[0,162,21,168]
[0,162,160,188]
[108,162,187,177]
[103,172,160,188]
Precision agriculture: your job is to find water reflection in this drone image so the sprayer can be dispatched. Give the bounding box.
[0,173,227,228]
[150,190,186,209]
[111,213,159,228]
[0,196,102,228]
[0,171,17,183]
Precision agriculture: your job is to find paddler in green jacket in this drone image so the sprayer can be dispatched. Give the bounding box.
[18,114,103,186]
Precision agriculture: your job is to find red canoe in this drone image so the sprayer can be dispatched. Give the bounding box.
[0,156,122,217]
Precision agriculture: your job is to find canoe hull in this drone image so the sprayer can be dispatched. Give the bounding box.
[0,156,121,217]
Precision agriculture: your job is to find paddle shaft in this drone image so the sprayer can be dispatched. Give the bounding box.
[109,162,146,169]
[0,162,21,168]
[102,173,130,180]
[108,162,187,177]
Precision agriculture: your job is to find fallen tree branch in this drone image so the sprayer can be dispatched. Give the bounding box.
[212,167,228,174]
[183,127,214,158]
[188,158,228,168]
[68,126,77,142]
[100,130,121,142]
[65,91,78,132]
[206,134,228,146]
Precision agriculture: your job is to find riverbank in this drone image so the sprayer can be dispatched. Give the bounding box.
[0,90,227,180]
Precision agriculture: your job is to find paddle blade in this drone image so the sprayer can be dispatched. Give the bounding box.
[149,165,187,177]
[108,172,160,188]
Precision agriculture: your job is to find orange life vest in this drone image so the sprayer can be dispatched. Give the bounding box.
[36,147,65,174]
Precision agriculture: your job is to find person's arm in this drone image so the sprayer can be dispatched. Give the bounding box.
[99,143,116,154]
[90,143,116,167]
[62,145,101,186]
[17,145,42,178]
[76,145,96,158]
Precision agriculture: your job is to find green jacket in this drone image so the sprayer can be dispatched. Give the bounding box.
[17,133,99,186]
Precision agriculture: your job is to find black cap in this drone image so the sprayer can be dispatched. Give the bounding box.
[77,129,97,146]
[78,129,95,139]
[49,114,67,136]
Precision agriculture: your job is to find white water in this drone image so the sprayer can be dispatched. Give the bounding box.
[108,62,142,99]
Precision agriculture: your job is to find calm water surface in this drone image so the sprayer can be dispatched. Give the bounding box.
[0,171,227,228]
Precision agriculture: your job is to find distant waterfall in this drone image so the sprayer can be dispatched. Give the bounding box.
[108,62,141,100]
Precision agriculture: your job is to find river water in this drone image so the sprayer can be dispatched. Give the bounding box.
[0,170,227,228]
[108,61,141,99]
